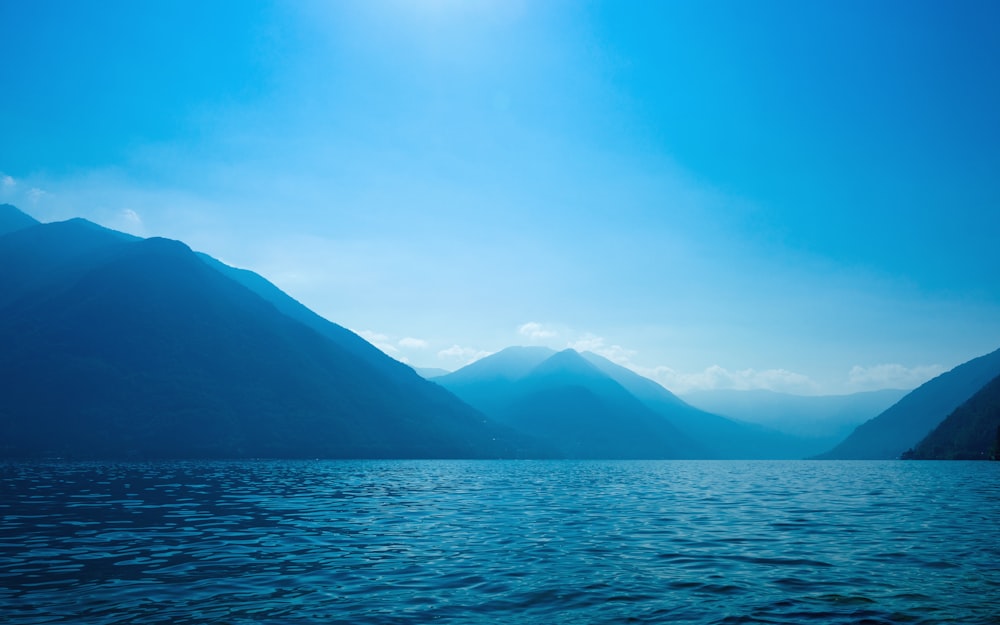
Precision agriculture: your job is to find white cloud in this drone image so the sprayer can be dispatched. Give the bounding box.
[122,208,141,225]
[357,329,389,343]
[27,187,48,204]
[1,174,14,192]
[357,329,402,358]
[438,344,492,365]
[567,333,636,365]
[846,363,944,391]
[399,337,429,349]
[561,330,813,395]
[109,208,145,236]
[518,321,558,341]
[647,364,819,395]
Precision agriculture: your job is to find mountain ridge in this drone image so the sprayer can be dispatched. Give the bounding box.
[815,347,1000,459]
[0,203,41,235]
[437,347,699,458]
[0,209,529,459]
[905,373,1000,460]
[682,388,907,440]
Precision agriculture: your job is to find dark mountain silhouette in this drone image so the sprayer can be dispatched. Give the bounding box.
[0,212,531,459]
[577,352,814,459]
[436,347,700,458]
[681,388,906,452]
[815,347,1000,459]
[0,217,138,309]
[0,203,40,235]
[905,374,1000,460]
[192,253,495,442]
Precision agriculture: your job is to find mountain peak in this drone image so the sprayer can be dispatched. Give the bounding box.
[522,349,635,394]
[439,345,556,383]
[0,204,41,236]
[528,348,600,378]
[0,217,519,459]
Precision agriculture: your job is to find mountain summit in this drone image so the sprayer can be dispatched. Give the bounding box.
[435,347,821,459]
[0,203,40,236]
[0,210,523,459]
[436,347,698,458]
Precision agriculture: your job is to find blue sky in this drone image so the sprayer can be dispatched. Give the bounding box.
[2,0,999,394]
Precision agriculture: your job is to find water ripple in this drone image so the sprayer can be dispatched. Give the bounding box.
[2,460,999,624]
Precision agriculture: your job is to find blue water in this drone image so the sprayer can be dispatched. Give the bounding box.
[1,460,998,624]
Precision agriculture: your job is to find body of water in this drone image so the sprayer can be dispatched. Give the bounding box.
[1,460,998,624]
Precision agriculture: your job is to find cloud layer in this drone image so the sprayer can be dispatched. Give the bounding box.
[846,363,945,391]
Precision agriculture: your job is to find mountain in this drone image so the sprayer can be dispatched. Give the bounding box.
[905,374,1000,460]
[578,352,815,459]
[413,367,451,379]
[435,347,700,458]
[815,347,1000,459]
[435,347,813,459]
[434,346,556,416]
[0,212,528,459]
[0,217,138,310]
[681,388,906,448]
[0,203,40,235]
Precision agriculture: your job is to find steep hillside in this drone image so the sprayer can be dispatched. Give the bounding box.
[0,216,525,459]
[0,203,40,235]
[906,374,1000,460]
[580,352,814,459]
[816,347,1000,459]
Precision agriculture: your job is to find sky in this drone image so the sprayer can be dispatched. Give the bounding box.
[2,0,999,395]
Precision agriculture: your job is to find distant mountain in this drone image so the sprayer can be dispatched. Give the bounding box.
[681,388,906,449]
[905,374,1000,460]
[0,203,40,235]
[578,353,814,459]
[413,367,451,379]
[435,346,556,417]
[436,347,700,458]
[0,211,529,459]
[435,347,813,459]
[815,347,1000,459]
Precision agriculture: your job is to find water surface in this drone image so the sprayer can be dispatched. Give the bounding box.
[2,460,998,624]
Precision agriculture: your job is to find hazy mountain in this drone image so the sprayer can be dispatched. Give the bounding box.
[816,347,1000,459]
[435,347,815,459]
[0,203,40,235]
[413,366,451,379]
[0,213,528,459]
[905,374,1000,460]
[434,346,556,416]
[578,352,815,459]
[436,348,700,458]
[681,388,906,442]
[443,346,556,384]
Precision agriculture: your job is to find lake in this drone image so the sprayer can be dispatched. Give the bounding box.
[1,460,998,624]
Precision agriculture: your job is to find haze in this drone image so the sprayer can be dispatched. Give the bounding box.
[2,0,998,395]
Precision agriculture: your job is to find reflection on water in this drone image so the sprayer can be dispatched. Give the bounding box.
[2,460,998,624]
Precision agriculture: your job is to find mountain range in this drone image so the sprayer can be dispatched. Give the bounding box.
[3,202,997,461]
[682,388,906,453]
[432,347,821,459]
[432,347,697,458]
[0,205,528,459]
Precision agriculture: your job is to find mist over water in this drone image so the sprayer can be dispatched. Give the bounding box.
[2,460,998,624]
